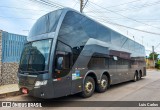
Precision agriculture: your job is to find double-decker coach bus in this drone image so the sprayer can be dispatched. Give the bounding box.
[18,8,146,99]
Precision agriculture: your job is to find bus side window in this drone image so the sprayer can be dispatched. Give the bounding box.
[56,56,63,70]
[56,52,70,70]
[54,41,72,78]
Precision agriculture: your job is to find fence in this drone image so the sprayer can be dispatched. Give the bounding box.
[2,31,26,62]
[0,30,27,85]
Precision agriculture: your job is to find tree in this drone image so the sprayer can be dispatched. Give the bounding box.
[155,60,160,69]
[148,52,159,60]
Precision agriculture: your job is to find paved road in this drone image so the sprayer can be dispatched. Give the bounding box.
[1,69,160,110]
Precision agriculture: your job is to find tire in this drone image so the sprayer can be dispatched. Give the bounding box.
[137,72,141,80]
[80,76,95,98]
[139,71,142,80]
[133,72,138,82]
[96,75,108,93]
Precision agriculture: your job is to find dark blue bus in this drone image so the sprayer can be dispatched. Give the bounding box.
[18,8,146,99]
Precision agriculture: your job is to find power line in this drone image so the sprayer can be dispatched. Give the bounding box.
[0,6,50,12]
[85,3,153,48]
[105,0,142,8]
[85,14,160,22]
[99,19,160,35]
[40,0,64,8]
[105,19,160,22]
[155,43,160,49]
[113,0,160,12]
[86,0,152,13]
[0,16,36,20]
[80,0,89,13]
[83,3,160,50]
[85,5,142,42]
[86,1,160,13]
[85,2,143,36]
[87,13,160,36]
[72,1,79,8]
[85,3,126,33]
[88,1,160,30]
[29,0,64,9]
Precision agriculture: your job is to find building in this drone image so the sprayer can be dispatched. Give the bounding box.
[0,30,27,85]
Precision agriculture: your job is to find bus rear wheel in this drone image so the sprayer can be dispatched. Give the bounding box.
[133,72,138,82]
[96,75,108,93]
[137,72,141,80]
[80,76,95,98]
[138,71,142,80]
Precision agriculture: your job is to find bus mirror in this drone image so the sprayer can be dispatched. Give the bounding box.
[57,57,63,70]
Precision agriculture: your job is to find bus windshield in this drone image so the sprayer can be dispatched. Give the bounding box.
[19,39,52,72]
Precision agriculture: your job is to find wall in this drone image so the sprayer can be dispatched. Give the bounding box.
[0,31,2,85]
[146,59,155,68]
[0,30,27,85]
[1,63,19,85]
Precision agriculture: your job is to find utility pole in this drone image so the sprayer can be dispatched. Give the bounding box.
[80,0,88,13]
[152,46,155,67]
[80,0,83,13]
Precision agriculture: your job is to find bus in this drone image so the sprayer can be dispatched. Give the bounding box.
[18,8,146,99]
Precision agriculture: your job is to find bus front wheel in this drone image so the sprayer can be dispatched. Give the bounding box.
[80,76,95,98]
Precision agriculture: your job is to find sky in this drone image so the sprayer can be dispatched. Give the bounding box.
[0,0,160,56]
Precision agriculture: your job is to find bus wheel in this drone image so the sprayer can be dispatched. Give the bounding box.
[80,76,95,98]
[96,75,108,93]
[133,72,138,82]
[138,72,141,80]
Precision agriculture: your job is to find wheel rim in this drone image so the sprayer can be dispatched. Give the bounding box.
[138,73,141,79]
[101,79,107,89]
[134,74,137,81]
[85,81,93,93]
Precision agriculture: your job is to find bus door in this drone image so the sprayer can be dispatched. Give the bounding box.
[53,41,72,97]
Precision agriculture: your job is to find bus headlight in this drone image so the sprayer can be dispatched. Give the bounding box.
[35,80,48,87]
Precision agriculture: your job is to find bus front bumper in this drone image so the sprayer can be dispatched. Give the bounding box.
[19,82,54,99]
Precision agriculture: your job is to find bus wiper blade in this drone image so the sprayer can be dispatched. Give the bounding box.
[38,70,49,73]
[28,68,40,74]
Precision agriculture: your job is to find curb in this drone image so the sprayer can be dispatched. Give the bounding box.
[0,91,22,98]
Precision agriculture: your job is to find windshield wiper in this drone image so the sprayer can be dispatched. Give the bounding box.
[27,68,48,74]
[28,68,40,74]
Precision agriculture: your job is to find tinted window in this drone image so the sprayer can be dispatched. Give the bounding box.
[128,40,135,51]
[29,10,62,37]
[88,57,105,69]
[111,31,121,46]
[97,24,111,42]
[54,41,72,78]
[58,11,112,48]
[19,39,52,71]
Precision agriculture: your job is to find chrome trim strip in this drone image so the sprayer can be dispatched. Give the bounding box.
[19,74,37,78]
